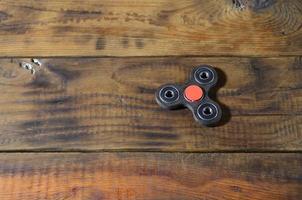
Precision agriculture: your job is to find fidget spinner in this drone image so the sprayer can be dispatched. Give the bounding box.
[155,65,222,126]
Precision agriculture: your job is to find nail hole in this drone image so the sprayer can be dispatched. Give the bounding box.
[200,71,209,80]
[164,90,174,99]
[202,107,213,116]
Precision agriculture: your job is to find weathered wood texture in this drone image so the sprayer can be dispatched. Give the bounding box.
[0,153,301,200]
[0,0,301,57]
[0,57,301,151]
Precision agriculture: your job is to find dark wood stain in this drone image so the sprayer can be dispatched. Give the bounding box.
[36,106,76,114]
[142,132,179,140]
[26,62,79,90]
[138,141,175,147]
[47,63,80,83]
[47,131,88,142]
[135,38,144,49]
[27,72,53,89]
[293,56,302,69]
[149,11,170,26]
[96,37,106,50]
[20,117,78,131]
[0,11,9,22]
[137,86,156,94]
[52,25,80,34]
[21,120,45,129]
[63,9,103,16]
[121,36,129,48]
[61,9,103,23]
[249,59,265,88]
[0,23,30,34]
[41,96,73,105]
[20,117,90,144]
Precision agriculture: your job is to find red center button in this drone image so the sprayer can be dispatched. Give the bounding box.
[184,85,204,102]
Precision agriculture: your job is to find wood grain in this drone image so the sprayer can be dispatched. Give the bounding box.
[0,0,301,56]
[0,57,301,151]
[0,153,301,200]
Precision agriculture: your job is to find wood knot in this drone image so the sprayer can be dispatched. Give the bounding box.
[233,0,276,11]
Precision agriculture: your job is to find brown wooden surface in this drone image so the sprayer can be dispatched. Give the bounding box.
[0,57,301,151]
[0,0,302,57]
[0,153,301,200]
[1,0,302,199]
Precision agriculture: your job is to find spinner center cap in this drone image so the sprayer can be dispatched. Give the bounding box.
[184,85,204,102]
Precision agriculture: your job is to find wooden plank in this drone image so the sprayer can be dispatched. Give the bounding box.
[0,57,301,151]
[0,153,301,200]
[0,0,301,57]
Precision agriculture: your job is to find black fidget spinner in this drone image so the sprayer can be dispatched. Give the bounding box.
[155,65,222,126]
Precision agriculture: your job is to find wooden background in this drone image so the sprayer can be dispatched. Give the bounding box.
[0,0,301,199]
